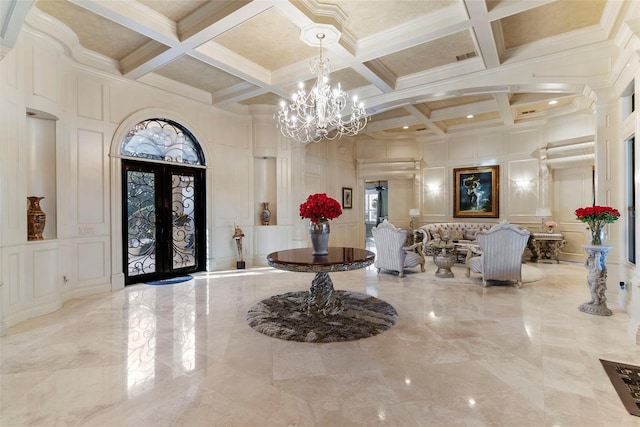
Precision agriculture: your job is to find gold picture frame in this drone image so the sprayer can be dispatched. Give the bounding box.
[453,165,499,218]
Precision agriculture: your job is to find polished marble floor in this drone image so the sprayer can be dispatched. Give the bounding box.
[2,261,640,426]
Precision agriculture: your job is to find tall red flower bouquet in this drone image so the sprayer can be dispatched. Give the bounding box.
[575,205,620,245]
[300,193,342,223]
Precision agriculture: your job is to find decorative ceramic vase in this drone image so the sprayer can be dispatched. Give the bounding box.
[309,219,330,255]
[27,196,46,241]
[261,202,271,225]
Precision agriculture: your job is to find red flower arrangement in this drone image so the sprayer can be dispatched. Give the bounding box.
[575,205,620,245]
[299,193,342,223]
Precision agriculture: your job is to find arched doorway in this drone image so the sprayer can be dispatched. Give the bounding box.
[120,118,206,285]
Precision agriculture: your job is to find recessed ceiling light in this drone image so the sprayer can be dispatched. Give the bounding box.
[548,100,558,105]
[403,125,409,129]
[466,114,474,119]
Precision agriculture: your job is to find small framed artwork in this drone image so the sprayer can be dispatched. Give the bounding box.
[342,187,353,209]
[453,165,499,218]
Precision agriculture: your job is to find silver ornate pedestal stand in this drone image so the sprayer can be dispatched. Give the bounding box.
[433,250,455,278]
[578,244,613,316]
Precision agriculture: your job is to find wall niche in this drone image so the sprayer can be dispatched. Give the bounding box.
[26,109,58,240]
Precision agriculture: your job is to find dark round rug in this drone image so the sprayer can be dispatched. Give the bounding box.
[246,290,398,343]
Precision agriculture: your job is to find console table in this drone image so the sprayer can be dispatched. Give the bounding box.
[267,247,375,315]
[528,233,566,263]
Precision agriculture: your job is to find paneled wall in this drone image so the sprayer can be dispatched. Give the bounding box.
[357,113,603,266]
[0,29,290,332]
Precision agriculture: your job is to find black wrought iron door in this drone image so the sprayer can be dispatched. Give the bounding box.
[123,160,205,284]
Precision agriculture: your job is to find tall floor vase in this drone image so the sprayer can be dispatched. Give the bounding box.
[578,244,613,316]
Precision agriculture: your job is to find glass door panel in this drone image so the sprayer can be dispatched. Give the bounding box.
[126,170,157,277]
[171,173,196,270]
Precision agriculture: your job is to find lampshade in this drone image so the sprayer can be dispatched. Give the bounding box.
[409,208,420,217]
[535,207,552,218]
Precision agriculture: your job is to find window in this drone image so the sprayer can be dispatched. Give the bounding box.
[121,118,205,165]
[627,136,636,264]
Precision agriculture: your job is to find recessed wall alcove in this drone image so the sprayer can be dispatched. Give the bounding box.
[26,109,58,240]
[254,157,277,225]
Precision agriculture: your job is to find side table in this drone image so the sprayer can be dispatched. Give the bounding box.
[528,232,566,263]
[429,240,456,278]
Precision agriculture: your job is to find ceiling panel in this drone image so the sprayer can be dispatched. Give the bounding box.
[155,55,247,93]
[371,108,413,122]
[374,30,477,77]
[441,111,501,127]
[36,0,155,60]
[137,0,208,22]
[514,97,574,117]
[238,92,282,106]
[320,0,457,39]
[214,7,316,71]
[500,0,606,49]
[424,95,494,111]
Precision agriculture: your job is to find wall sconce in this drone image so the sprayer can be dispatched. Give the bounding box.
[512,179,534,190]
[427,183,441,194]
[409,208,420,229]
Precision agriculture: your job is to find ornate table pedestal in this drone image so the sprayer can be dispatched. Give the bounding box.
[578,244,613,316]
[267,247,375,316]
[528,233,566,263]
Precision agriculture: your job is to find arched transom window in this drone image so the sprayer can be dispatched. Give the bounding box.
[121,118,205,166]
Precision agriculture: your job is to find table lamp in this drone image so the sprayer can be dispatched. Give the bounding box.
[409,208,420,229]
[535,207,552,231]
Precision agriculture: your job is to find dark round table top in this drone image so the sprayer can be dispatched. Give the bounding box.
[267,247,375,273]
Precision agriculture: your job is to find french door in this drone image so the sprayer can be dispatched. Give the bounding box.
[122,160,206,284]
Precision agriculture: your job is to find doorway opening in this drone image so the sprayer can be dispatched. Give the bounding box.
[364,181,388,250]
[120,118,206,285]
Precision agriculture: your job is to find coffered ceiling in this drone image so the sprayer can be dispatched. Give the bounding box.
[5,0,638,139]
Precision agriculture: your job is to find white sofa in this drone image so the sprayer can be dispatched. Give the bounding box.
[418,222,498,256]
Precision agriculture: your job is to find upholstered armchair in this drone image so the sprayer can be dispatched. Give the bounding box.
[372,220,425,277]
[465,219,530,287]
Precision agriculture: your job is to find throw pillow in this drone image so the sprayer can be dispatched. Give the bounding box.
[430,229,440,240]
[451,229,464,240]
[439,228,450,241]
[464,229,477,240]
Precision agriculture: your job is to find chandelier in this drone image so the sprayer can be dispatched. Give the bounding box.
[274,33,368,144]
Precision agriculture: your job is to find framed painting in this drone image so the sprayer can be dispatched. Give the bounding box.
[453,165,499,218]
[342,187,353,209]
